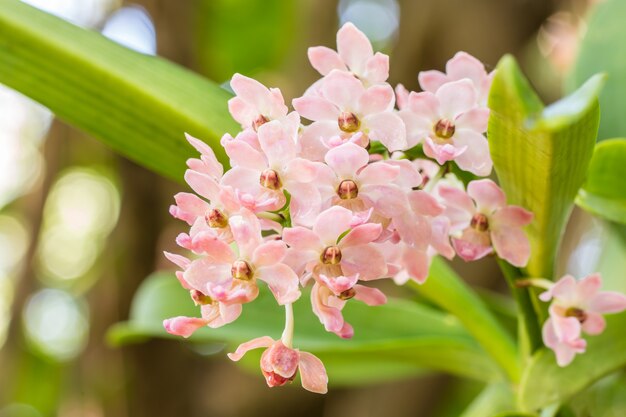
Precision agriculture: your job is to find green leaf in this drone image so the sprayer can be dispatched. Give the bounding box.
[576,138,626,225]
[108,272,502,385]
[488,55,604,279]
[518,221,626,412]
[459,383,516,417]
[569,0,626,141]
[0,0,238,182]
[411,258,519,382]
[568,372,626,416]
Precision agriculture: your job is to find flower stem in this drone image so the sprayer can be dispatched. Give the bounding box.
[281,303,294,348]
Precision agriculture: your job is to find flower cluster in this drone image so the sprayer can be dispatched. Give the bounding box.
[536,273,626,366]
[163,23,534,392]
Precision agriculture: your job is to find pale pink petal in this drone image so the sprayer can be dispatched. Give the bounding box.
[163,251,190,270]
[308,46,346,75]
[354,284,387,305]
[438,184,476,215]
[467,180,506,213]
[358,162,400,185]
[184,170,220,201]
[436,79,477,119]
[582,312,606,335]
[342,245,387,280]
[298,351,328,394]
[288,183,323,228]
[320,70,364,110]
[185,133,224,178]
[395,84,410,110]
[446,51,488,86]
[284,158,321,183]
[313,206,354,246]
[257,120,298,166]
[491,226,531,267]
[452,228,492,262]
[418,70,448,93]
[228,96,257,127]
[292,95,340,122]
[364,52,389,84]
[184,260,232,291]
[339,223,382,247]
[548,276,577,301]
[252,240,287,266]
[230,74,287,119]
[407,91,440,122]
[311,283,345,333]
[402,246,430,283]
[455,108,489,133]
[318,273,359,294]
[336,22,373,74]
[491,206,534,228]
[163,316,208,338]
[189,234,235,263]
[576,273,602,300]
[206,302,242,328]
[430,216,456,260]
[257,264,301,304]
[385,159,423,188]
[170,192,208,224]
[423,137,466,165]
[229,211,263,259]
[453,130,493,176]
[358,84,394,115]
[227,336,275,361]
[364,111,407,152]
[552,314,582,342]
[589,291,626,314]
[282,226,322,251]
[408,190,444,217]
[324,142,369,179]
[298,121,340,161]
[222,138,267,170]
[542,318,586,367]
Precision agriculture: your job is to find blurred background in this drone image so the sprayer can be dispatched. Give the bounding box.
[0,0,602,416]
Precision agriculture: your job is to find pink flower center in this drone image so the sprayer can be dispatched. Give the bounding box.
[231,260,253,281]
[206,208,228,228]
[337,179,359,199]
[434,118,456,139]
[321,246,342,265]
[337,287,356,300]
[190,289,213,306]
[565,307,588,323]
[338,111,360,133]
[259,169,282,190]
[470,213,489,232]
[263,370,296,387]
[252,114,269,131]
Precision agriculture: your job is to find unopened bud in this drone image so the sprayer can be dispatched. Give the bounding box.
[338,287,356,300]
[260,169,282,190]
[321,246,342,265]
[252,115,269,131]
[231,260,253,281]
[190,289,213,306]
[338,112,360,133]
[206,208,228,228]
[470,213,489,232]
[337,179,358,200]
[434,118,455,139]
[565,307,588,323]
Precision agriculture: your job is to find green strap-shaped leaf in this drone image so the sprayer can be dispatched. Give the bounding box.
[412,258,519,382]
[568,0,626,141]
[488,55,604,279]
[0,0,238,182]
[458,383,516,417]
[108,272,502,385]
[576,138,626,225]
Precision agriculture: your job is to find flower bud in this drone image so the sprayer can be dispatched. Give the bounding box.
[337,287,356,300]
[260,342,299,387]
[321,246,342,265]
[470,213,489,232]
[260,169,282,190]
[337,179,358,200]
[190,289,213,306]
[434,118,455,139]
[231,260,253,281]
[338,111,360,133]
[206,208,228,228]
[252,114,269,131]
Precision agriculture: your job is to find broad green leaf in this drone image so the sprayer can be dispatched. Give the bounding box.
[0,0,238,182]
[459,383,516,417]
[518,221,626,412]
[568,372,626,417]
[411,258,519,382]
[568,0,626,141]
[488,55,604,279]
[108,272,503,385]
[576,139,626,225]
[194,0,297,81]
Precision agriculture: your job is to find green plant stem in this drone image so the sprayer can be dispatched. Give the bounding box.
[410,258,520,382]
[497,259,543,361]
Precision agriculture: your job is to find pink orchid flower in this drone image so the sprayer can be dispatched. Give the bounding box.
[228,74,288,131]
[542,316,587,367]
[398,79,492,175]
[183,210,300,306]
[228,337,328,394]
[540,273,626,338]
[418,51,495,106]
[308,22,389,87]
[283,205,387,283]
[438,179,533,267]
[293,70,407,153]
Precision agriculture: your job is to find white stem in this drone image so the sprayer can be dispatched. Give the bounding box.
[281,303,294,348]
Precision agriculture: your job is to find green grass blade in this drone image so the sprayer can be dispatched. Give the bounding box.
[0,0,238,182]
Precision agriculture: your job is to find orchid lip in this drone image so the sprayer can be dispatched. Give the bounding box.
[434,118,455,139]
[321,246,342,265]
[338,111,360,133]
[337,179,358,200]
[231,260,254,281]
[470,213,489,232]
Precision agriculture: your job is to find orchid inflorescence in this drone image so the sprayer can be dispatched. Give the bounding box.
[162,23,626,393]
